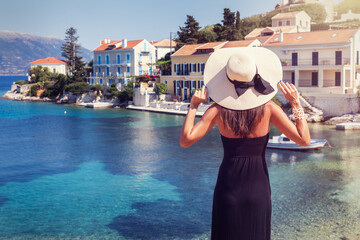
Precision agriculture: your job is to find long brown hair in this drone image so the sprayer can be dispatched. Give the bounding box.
[220,104,265,137]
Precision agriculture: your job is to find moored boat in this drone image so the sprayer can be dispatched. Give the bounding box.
[267,134,327,151]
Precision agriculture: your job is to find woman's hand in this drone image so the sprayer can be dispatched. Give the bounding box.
[278,81,300,107]
[190,85,208,108]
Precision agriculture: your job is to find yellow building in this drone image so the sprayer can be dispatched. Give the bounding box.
[160,39,261,101]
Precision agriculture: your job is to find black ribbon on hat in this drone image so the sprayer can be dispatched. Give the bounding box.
[227,67,274,97]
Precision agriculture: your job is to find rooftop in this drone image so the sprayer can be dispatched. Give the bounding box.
[265,28,359,46]
[93,39,143,51]
[30,57,67,65]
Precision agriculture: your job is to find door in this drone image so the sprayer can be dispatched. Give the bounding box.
[291,72,295,85]
[335,72,341,86]
[311,72,318,86]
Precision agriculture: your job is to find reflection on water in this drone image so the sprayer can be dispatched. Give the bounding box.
[0,87,359,240]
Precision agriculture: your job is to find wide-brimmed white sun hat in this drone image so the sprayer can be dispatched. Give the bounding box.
[204,47,282,110]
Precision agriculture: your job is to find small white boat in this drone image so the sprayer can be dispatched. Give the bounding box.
[267,134,327,151]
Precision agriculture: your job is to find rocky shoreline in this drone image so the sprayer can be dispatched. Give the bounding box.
[3,89,360,126]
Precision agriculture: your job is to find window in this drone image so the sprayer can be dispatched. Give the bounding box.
[117,54,121,64]
[53,68,56,73]
[106,55,110,64]
[139,53,142,60]
[100,78,103,84]
[149,66,152,75]
[278,21,282,26]
[198,80,204,88]
[106,67,110,76]
[117,67,121,74]
[286,20,290,26]
[91,79,94,85]
[312,52,319,66]
[199,63,205,74]
[126,66,130,73]
[109,79,112,86]
[139,65,143,75]
[191,63,196,72]
[98,55,101,65]
[126,53,130,64]
[98,67,101,73]
[292,53,298,66]
[335,51,342,65]
[183,63,189,75]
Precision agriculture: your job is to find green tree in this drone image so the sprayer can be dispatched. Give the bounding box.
[155,82,167,95]
[214,8,242,41]
[65,82,89,95]
[235,11,241,30]
[199,25,218,43]
[90,84,104,95]
[291,3,327,23]
[61,27,86,82]
[335,0,360,16]
[176,15,201,49]
[29,66,58,83]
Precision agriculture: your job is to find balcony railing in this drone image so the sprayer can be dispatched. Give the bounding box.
[281,58,351,66]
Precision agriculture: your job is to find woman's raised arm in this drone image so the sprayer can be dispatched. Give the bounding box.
[270,82,311,146]
[180,86,219,148]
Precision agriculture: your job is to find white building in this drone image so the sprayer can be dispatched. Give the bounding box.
[90,38,156,86]
[30,57,67,75]
[151,39,176,61]
[245,11,311,39]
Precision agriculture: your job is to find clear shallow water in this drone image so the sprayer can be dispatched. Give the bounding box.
[0,76,359,239]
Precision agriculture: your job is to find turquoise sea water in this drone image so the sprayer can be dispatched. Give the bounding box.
[0,76,359,239]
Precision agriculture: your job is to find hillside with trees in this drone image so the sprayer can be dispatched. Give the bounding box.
[175,4,327,48]
[335,0,360,16]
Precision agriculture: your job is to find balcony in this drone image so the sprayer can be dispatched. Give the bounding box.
[281,58,351,67]
[93,61,109,66]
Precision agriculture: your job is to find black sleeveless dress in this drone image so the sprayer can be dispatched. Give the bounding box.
[211,133,271,240]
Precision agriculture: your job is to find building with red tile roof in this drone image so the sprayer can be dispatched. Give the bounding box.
[30,57,67,75]
[160,39,261,101]
[245,11,310,39]
[262,28,360,114]
[90,38,156,87]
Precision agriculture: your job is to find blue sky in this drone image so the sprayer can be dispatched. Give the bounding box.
[0,0,341,50]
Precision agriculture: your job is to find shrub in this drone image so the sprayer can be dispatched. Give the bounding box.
[90,84,103,95]
[30,85,40,97]
[155,82,167,95]
[15,80,28,85]
[65,82,89,95]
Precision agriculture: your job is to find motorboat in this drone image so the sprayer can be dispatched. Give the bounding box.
[267,134,327,151]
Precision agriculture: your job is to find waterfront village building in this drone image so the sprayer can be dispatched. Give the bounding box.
[151,39,176,62]
[160,39,261,101]
[263,28,360,96]
[90,38,156,86]
[275,0,334,22]
[30,57,67,75]
[245,11,311,39]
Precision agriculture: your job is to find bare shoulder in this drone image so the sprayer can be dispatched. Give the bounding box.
[265,100,282,113]
[201,103,221,122]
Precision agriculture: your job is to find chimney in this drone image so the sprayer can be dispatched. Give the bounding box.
[280,30,284,42]
[122,38,128,48]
